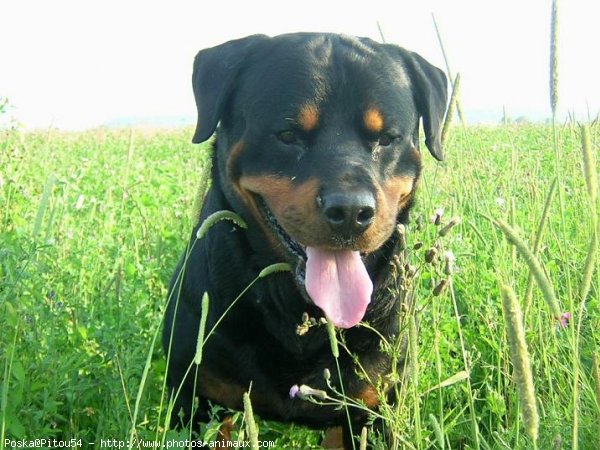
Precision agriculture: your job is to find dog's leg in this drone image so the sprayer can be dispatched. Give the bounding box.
[341,420,369,450]
[322,426,344,449]
[215,415,234,445]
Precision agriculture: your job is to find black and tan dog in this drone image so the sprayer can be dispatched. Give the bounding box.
[163,32,447,448]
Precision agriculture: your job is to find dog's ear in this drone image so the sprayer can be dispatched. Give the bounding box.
[403,51,448,161]
[385,47,448,161]
[192,35,268,144]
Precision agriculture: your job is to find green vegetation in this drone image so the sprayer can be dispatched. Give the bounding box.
[1,120,598,448]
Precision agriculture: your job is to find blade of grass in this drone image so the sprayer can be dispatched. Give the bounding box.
[32,174,55,239]
[128,321,162,449]
[408,315,421,448]
[449,278,480,449]
[441,73,461,147]
[432,14,464,125]
[1,323,20,450]
[524,178,557,316]
[326,320,355,450]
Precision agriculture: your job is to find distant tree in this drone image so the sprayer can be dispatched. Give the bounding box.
[515,116,531,124]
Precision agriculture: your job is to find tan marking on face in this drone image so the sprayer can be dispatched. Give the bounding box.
[298,103,319,131]
[227,141,288,252]
[408,147,423,169]
[235,175,320,255]
[238,169,417,253]
[226,143,288,255]
[383,175,415,209]
[239,176,320,228]
[350,175,415,252]
[364,108,384,134]
[239,173,417,253]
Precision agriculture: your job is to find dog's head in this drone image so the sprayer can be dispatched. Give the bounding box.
[192,33,447,328]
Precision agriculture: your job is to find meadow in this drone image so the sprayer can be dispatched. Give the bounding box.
[0,117,598,449]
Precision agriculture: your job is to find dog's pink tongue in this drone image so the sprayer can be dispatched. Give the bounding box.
[305,247,373,329]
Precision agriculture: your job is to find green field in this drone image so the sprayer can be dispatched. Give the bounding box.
[1,121,598,449]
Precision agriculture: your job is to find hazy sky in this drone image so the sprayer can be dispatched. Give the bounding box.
[1,0,599,129]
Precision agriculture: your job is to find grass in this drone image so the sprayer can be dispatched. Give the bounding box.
[1,119,598,449]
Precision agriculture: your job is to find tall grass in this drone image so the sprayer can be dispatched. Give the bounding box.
[0,120,598,450]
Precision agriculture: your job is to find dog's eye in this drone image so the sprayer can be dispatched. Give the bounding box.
[277,130,297,144]
[378,134,394,147]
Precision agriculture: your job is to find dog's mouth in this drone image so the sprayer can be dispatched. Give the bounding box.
[260,199,308,264]
[258,198,373,329]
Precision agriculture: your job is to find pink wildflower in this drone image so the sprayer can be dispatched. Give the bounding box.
[558,312,571,328]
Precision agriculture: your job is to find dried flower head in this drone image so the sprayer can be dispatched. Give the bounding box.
[396,223,406,250]
[444,251,456,275]
[439,216,461,237]
[431,208,444,225]
[425,247,438,264]
[433,279,448,296]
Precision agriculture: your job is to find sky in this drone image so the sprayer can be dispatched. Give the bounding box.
[1,0,599,129]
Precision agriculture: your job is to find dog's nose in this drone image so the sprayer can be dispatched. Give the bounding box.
[319,191,376,236]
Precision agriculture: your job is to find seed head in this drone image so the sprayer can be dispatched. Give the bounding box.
[425,247,438,263]
[396,224,406,250]
[243,392,260,448]
[431,208,444,225]
[494,219,561,319]
[439,216,461,237]
[433,279,448,296]
[500,285,539,443]
[549,0,559,115]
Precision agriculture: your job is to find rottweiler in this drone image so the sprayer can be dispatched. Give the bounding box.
[163,32,447,448]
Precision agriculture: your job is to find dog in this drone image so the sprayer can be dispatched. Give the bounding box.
[163,32,447,448]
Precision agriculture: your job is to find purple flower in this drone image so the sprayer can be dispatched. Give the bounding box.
[289,384,328,400]
[289,384,299,399]
[558,312,571,328]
